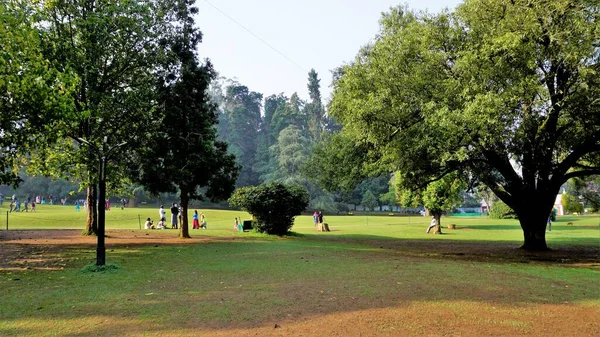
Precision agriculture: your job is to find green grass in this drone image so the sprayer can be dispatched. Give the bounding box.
[1,203,598,246]
[1,206,599,336]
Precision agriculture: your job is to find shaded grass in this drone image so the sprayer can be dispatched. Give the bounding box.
[0,236,599,336]
[0,208,599,336]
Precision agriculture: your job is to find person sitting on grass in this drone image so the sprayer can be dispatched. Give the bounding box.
[144,217,154,230]
[200,212,207,229]
[156,217,167,229]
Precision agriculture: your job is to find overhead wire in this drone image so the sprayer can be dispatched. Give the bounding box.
[202,0,308,73]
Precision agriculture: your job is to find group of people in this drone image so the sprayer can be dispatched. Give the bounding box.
[313,211,329,232]
[9,199,36,213]
[146,204,207,230]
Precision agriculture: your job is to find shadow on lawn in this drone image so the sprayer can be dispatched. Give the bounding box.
[1,230,599,336]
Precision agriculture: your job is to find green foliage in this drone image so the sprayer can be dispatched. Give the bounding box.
[395,172,465,215]
[324,0,600,249]
[0,1,76,186]
[361,190,378,211]
[489,201,517,219]
[229,182,309,235]
[562,193,584,214]
[567,177,600,212]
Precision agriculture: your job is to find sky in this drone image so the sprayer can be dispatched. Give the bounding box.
[195,0,462,102]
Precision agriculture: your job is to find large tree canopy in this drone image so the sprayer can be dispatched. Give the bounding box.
[0,1,75,186]
[327,0,599,250]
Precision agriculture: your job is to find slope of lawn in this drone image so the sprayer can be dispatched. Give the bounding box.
[0,206,599,336]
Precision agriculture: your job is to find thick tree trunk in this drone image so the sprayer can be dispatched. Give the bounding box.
[179,194,191,239]
[511,192,554,251]
[516,210,550,251]
[84,185,97,235]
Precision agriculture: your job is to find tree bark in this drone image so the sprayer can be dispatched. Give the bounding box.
[432,210,443,234]
[515,207,551,251]
[84,184,97,235]
[96,160,106,266]
[179,194,191,239]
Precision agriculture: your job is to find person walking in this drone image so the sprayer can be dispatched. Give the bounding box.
[313,211,319,228]
[318,211,324,231]
[170,203,179,229]
[192,210,200,229]
[547,216,552,232]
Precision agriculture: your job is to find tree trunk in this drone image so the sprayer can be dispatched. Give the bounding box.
[505,188,557,251]
[432,211,442,234]
[515,210,550,251]
[84,185,97,235]
[96,160,106,266]
[179,194,191,239]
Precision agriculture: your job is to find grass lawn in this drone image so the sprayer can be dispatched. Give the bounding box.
[0,206,599,336]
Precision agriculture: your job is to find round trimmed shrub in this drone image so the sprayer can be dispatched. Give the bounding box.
[229,182,309,235]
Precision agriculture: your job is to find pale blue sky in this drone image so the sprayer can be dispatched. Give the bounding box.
[195,0,462,102]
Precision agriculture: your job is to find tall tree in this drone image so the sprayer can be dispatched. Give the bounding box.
[36,0,190,264]
[134,46,239,238]
[0,1,75,187]
[223,84,263,187]
[305,69,325,142]
[270,125,311,185]
[326,1,600,250]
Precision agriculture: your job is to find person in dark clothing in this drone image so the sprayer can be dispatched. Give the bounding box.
[170,203,179,229]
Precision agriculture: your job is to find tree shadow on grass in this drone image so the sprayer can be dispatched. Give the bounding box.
[1,229,599,336]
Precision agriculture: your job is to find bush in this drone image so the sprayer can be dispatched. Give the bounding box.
[229,182,309,236]
[488,201,517,219]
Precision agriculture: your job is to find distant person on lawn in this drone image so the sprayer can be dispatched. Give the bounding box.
[200,212,207,229]
[170,203,179,229]
[156,217,167,229]
[193,210,200,229]
[426,216,437,233]
[144,217,154,229]
[159,205,166,221]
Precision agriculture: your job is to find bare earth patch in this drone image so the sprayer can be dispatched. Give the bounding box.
[1,229,599,336]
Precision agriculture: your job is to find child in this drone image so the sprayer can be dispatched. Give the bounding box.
[31,201,36,212]
[234,218,239,230]
[193,210,200,229]
[156,217,167,229]
[144,217,154,229]
[200,213,207,229]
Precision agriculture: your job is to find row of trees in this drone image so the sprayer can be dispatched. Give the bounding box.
[1,0,239,264]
